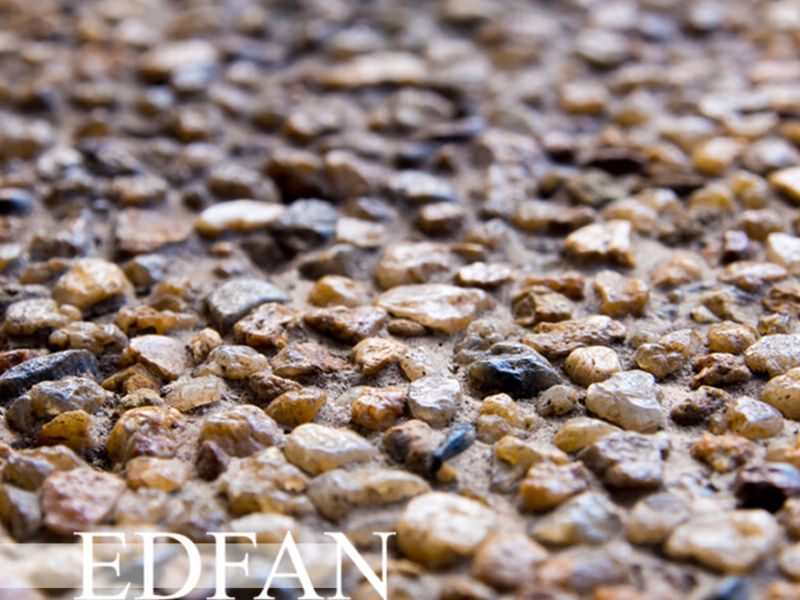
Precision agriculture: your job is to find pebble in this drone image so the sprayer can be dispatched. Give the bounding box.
[308,468,429,520]
[396,492,496,568]
[416,202,466,235]
[351,386,406,431]
[374,242,454,289]
[634,343,683,379]
[651,252,703,288]
[322,52,427,88]
[115,209,190,255]
[128,334,189,380]
[769,166,800,205]
[0,483,41,540]
[469,342,561,398]
[767,233,800,273]
[709,321,759,354]
[456,262,513,288]
[579,432,669,489]
[389,318,428,337]
[585,370,663,432]
[519,462,589,512]
[735,463,800,512]
[206,278,288,331]
[690,432,755,473]
[105,406,185,463]
[164,375,227,411]
[552,417,622,453]
[41,469,126,535]
[2,299,81,338]
[531,491,621,546]
[387,170,458,205]
[560,81,609,115]
[217,447,311,516]
[383,419,438,477]
[28,376,111,419]
[248,371,302,404]
[271,342,349,378]
[536,384,582,418]
[117,305,197,336]
[266,388,327,428]
[779,543,800,581]
[762,367,800,419]
[195,200,285,236]
[627,493,690,545]
[665,510,780,573]
[564,220,635,267]
[272,199,338,253]
[745,334,800,377]
[126,457,189,493]
[720,261,789,292]
[725,396,783,439]
[477,393,525,442]
[139,39,218,82]
[511,287,573,326]
[284,423,377,475]
[408,374,461,428]
[593,271,649,317]
[336,217,387,248]
[305,306,388,345]
[199,405,281,457]
[375,283,491,334]
[472,532,547,590]
[233,302,298,351]
[523,315,626,359]
[0,350,98,399]
[307,275,367,307]
[691,353,751,388]
[38,410,99,451]
[52,258,134,313]
[564,346,621,387]
[197,345,268,379]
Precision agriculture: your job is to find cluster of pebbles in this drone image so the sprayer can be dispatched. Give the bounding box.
[7,0,800,598]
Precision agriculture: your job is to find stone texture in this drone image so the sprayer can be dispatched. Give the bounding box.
[523,315,626,359]
[304,306,388,344]
[206,278,288,331]
[106,406,185,463]
[308,468,429,520]
[469,342,560,398]
[726,396,783,439]
[564,346,621,387]
[579,432,669,489]
[284,424,377,474]
[199,405,280,457]
[396,492,496,568]
[41,469,125,535]
[350,337,406,374]
[627,493,690,545]
[565,221,634,267]
[531,492,621,545]
[374,242,454,289]
[195,200,284,236]
[585,370,663,432]
[351,386,406,431]
[128,334,189,380]
[375,283,491,334]
[408,374,460,427]
[266,387,326,428]
[233,302,298,351]
[593,271,649,317]
[52,258,133,312]
[665,510,780,573]
[0,350,98,399]
[762,367,800,419]
[519,462,589,512]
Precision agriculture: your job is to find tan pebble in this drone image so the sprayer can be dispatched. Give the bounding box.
[308,275,367,307]
[472,532,547,590]
[665,510,779,573]
[284,423,377,474]
[519,462,589,512]
[351,386,406,431]
[128,334,189,380]
[690,432,755,472]
[266,388,326,428]
[726,396,783,439]
[106,406,185,463]
[234,303,298,351]
[53,258,133,312]
[199,405,281,457]
[564,220,634,267]
[564,346,621,387]
[708,321,759,353]
[552,417,620,453]
[126,456,189,492]
[37,410,99,451]
[627,492,690,545]
[593,271,649,317]
[397,492,496,569]
[41,468,125,534]
[762,367,800,419]
[351,337,406,375]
